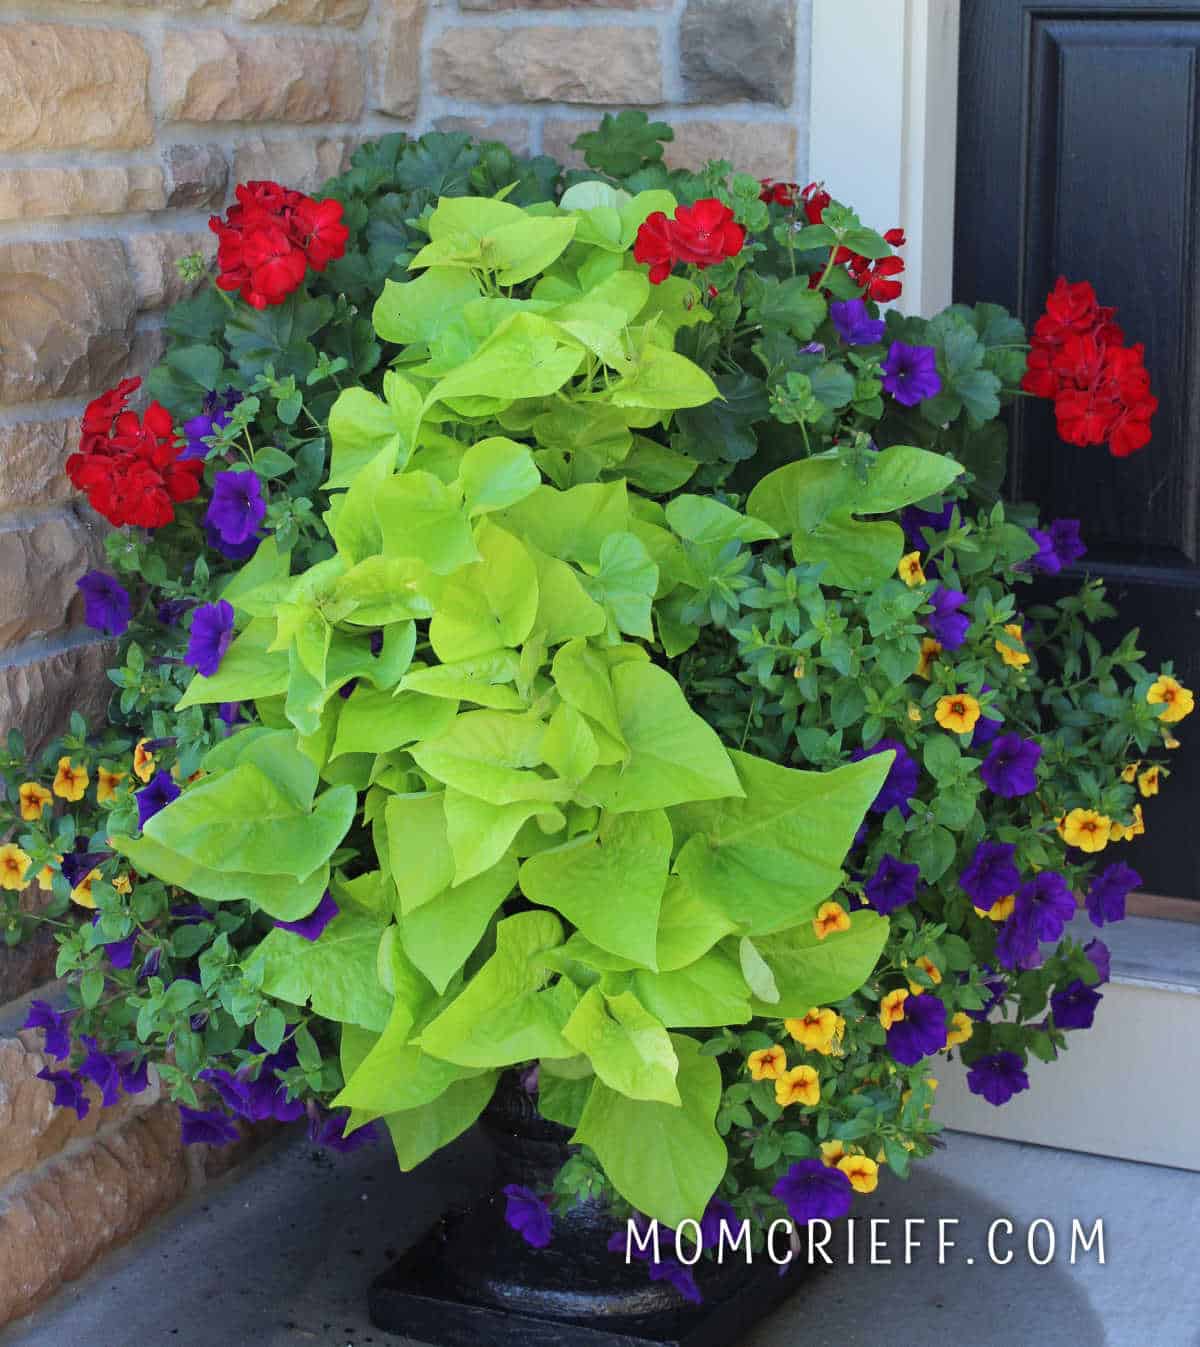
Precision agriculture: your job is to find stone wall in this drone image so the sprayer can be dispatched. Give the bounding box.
[0,0,811,1329]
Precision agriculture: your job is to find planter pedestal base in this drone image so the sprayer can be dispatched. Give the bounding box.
[368,1200,810,1347]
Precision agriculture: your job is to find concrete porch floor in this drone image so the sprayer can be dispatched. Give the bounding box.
[2,1125,1196,1347]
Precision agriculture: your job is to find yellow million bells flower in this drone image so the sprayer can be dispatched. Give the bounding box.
[812,901,850,941]
[1146,674,1194,724]
[52,757,89,802]
[1060,808,1112,853]
[898,552,926,587]
[0,843,32,892]
[995,622,1030,668]
[775,1065,821,1108]
[96,766,127,804]
[17,782,52,821]
[934,693,980,735]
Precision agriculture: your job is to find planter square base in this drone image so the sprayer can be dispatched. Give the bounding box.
[368,1214,808,1347]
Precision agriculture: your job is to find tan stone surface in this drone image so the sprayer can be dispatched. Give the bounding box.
[232,0,370,22]
[434,116,534,157]
[0,511,106,649]
[126,231,217,311]
[0,240,135,405]
[544,116,797,179]
[461,0,668,6]
[164,144,229,209]
[0,1102,186,1324]
[0,420,82,512]
[0,637,115,756]
[162,31,365,123]
[0,1035,159,1187]
[0,929,58,1006]
[376,0,425,118]
[0,25,152,152]
[432,25,662,104]
[233,136,357,195]
[70,0,228,8]
[0,166,166,224]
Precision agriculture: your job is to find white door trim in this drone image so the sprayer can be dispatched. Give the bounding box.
[808,0,961,316]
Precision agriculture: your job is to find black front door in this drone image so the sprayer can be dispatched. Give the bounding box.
[955,0,1200,899]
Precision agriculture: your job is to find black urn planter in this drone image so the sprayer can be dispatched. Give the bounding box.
[368,1073,810,1346]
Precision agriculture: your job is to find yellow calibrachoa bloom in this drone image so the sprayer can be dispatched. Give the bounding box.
[52,757,88,802]
[907,956,942,993]
[1120,761,1139,784]
[819,1139,846,1167]
[915,636,942,680]
[785,1007,840,1055]
[975,893,1015,921]
[906,702,923,723]
[96,765,127,804]
[838,1154,879,1194]
[1112,803,1146,842]
[0,843,31,891]
[775,1064,821,1108]
[112,873,133,895]
[879,987,909,1031]
[70,868,100,909]
[898,551,926,587]
[1137,765,1161,797]
[36,863,56,892]
[1163,731,1181,750]
[133,738,156,783]
[18,781,52,821]
[1147,674,1194,724]
[1061,808,1111,853]
[812,901,850,941]
[747,1045,787,1082]
[995,622,1030,668]
[945,1012,974,1048]
[934,693,980,735]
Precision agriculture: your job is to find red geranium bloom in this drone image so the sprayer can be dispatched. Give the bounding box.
[801,182,831,224]
[884,227,907,247]
[209,179,349,308]
[851,253,905,303]
[759,179,798,208]
[66,385,201,529]
[79,376,140,454]
[669,199,745,269]
[633,210,677,284]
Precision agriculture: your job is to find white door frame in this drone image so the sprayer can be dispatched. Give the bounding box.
[808,0,961,317]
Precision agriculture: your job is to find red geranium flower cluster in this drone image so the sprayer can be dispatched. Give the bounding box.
[633,198,746,285]
[209,180,350,310]
[66,378,202,529]
[782,183,906,302]
[1021,277,1156,458]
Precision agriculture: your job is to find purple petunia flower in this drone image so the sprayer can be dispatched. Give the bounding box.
[23,1000,72,1060]
[959,840,1020,910]
[185,599,235,677]
[995,914,1044,971]
[1084,938,1111,985]
[218,701,244,727]
[772,1159,854,1225]
[503,1184,554,1249]
[979,734,1041,798]
[1085,862,1140,927]
[886,991,948,1065]
[849,738,920,817]
[139,947,163,982]
[1048,519,1086,567]
[156,596,195,627]
[881,342,942,406]
[61,848,111,889]
[865,853,920,915]
[927,587,969,650]
[966,1051,1030,1106]
[901,501,955,550]
[1015,872,1075,943]
[136,769,180,830]
[200,1050,304,1126]
[37,1067,90,1119]
[91,914,138,970]
[179,1105,240,1147]
[76,572,131,637]
[182,388,243,460]
[274,890,339,942]
[78,1035,122,1108]
[120,1058,150,1095]
[830,298,886,347]
[648,1256,702,1305]
[205,470,266,547]
[205,521,266,562]
[308,1107,380,1153]
[971,685,1003,748]
[699,1198,739,1249]
[1050,979,1103,1030]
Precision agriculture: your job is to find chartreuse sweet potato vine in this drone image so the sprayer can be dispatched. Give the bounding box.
[111,186,959,1228]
